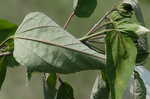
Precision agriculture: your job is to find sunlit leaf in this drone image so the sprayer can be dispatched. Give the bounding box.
[13,12,106,74]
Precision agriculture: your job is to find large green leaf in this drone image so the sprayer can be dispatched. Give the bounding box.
[56,82,75,99]
[133,71,146,99]
[90,73,109,99]
[105,29,137,99]
[13,12,105,74]
[73,0,97,17]
[43,73,57,99]
[0,57,7,89]
[105,29,136,99]
[104,4,138,99]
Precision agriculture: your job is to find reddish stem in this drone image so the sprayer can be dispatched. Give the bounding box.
[63,11,75,30]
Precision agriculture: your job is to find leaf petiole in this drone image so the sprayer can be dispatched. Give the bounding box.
[0,51,12,57]
[0,36,14,49]
[85,8,116,36]
[64,11,75,30]
[79,29,115,41]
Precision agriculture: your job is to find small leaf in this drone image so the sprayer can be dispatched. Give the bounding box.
[56,82,75,99]
[133,71,146,99]
[43,73,57,99]
[105,30,137,99]
[0,57,7,89]
[73,0,97,17]
[13,12,106,74]
[90,73,109,99]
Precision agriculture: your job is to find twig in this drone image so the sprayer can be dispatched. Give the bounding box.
[79,29,115,41]
[85,9,116,36]
[0,52,12,57]
[89,35,106,40]
[64,11,75,30]
[88,40,105,44]
[91,22,113,33]
[56,73,64,84]
[85,42,105,54]
[42,73,49,99]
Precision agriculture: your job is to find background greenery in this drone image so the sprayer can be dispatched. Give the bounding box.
[0,0,149,99]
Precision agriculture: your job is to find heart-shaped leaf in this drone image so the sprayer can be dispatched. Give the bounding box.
[13,12,105,74]
[73,0,97,17]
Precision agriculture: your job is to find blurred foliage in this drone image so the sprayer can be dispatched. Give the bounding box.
[0,0,149,99]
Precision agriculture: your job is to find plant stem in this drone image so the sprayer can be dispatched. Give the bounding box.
[79,29,115,42]
[56,73,64,84]
[64,11,75,30]
[85,42,105,54]
[92,22,113,33]
[0,36,13,49]
[88,40,105,44]
[0,52,12,57]
[85,9,116,36]
[42,73,49,99]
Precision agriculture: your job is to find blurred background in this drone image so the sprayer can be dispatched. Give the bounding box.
[0,0,150,99]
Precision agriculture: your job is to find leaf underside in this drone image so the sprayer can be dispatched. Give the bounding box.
[13,12,106,74]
